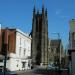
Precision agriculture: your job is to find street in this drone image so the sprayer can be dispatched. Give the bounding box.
[13,68,69,75]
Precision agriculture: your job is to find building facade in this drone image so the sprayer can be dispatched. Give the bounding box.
[31,5,48,67]
[48,39,64,68]
[0,28,31,71]
[68,19,75,75]
[69,19,75,49]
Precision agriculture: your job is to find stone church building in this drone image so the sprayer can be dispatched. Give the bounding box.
[31,3,48,67]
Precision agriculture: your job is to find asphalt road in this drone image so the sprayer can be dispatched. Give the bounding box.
[13,68,69,75]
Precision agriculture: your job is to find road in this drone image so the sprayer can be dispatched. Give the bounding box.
[13,68,69,75]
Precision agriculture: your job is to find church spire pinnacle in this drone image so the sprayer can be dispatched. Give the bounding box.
[33,0,36,15]
[34,0,36,8]
[42,0,45,15]
[42,0,44,8]
[42,0,45,10]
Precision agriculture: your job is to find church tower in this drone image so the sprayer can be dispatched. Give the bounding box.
[31,0,48,67]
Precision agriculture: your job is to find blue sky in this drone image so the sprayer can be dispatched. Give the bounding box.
[0,0,75,48]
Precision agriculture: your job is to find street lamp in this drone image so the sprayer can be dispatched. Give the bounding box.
[3,27,8,75]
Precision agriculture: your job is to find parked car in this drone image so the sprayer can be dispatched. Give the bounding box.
[48,64,58,70]
[0,72,18,75]
[0,66,3,72]
[0,68,17,75]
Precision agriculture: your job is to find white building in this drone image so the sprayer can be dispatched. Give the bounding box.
[69,19,75,75]
[0,28,31,71]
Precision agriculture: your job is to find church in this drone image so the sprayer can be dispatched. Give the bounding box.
[31,0,48,67]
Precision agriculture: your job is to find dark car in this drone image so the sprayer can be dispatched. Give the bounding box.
[0,72,18,75]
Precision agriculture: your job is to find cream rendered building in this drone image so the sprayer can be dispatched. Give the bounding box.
[0,28,31,71]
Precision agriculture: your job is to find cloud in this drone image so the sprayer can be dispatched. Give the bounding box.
[55,9,68,19]
[56,9,63,15]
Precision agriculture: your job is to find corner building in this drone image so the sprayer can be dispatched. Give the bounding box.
[0,28,31,71]
[31,5,48,67]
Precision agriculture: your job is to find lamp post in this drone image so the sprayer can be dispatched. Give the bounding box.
[59,39,61,69]
[3,28,8,75]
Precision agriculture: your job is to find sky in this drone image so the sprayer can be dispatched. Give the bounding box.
[0,0,75,48]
